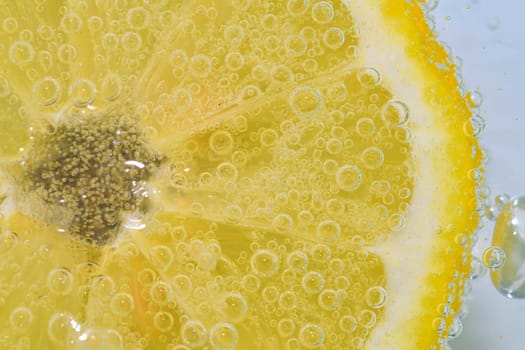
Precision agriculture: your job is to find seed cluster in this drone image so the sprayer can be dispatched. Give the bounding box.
[24,115,161,245]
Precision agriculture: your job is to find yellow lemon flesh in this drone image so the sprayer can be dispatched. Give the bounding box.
[0,1,481,349]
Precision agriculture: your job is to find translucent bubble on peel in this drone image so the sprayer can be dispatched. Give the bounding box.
[382,100,409,125]
[365,286,388,308]
[298,324,324,349]
[490,196,525,298]
[290,86,322,117]
[181,320,207,348]
[210,323,238,350]
[335,165,362,191]
[357,67,381,88]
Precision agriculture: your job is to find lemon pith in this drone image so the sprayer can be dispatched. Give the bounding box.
[0,1,480,349]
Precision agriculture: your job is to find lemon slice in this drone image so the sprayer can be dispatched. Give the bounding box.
[0,1,481,349]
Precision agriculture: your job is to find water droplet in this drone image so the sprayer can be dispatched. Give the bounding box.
[181,320,207,347]
[365,286,388,308]
[301,271,324,294]
[335,165,362,191]
[251,249,279,277]
[210,323,238,350]
[33,77,60,106]
[110,292,135,317]
[311,2,334,24]
[298,323,324,348]
[209,130,234,155]
[290,86,322,116]
[491,196,525,298]
[9,307,33,332]
[47,268,74,295]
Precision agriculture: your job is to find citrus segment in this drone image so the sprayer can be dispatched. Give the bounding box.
[0,1,481,350]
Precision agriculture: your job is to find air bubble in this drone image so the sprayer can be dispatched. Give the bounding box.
[181,320,207,347]
[9,307,33,332]
[447,318,463,339]
[57,43,77,64]
[311,244,331,263]
[285,35,307,57]
[251,249,279,277]
[121,31,142,52]
[323,27,345,50]
[482,246,506,269]
[189,54,212,78]
[210,323,238,350]
[9,41,35,65]
[69,79,96,107]
[365,286,388,308]
[301,271,324,293]
[335,165,362,192]
[216,162,238,181]
[316,219,341,242]
[355,117,376,137]
[60,13,82,33]
[272,213,294,233]
[485,193,510,221]
[312,2,334,23]
[357,67,381,88]
[326,138,343,155]
[470,256,486,280]
[169,50,188,67]
[382,100,409,125]
[361,147,384,169]
[151,281,173,305]
[290,86,322,116]
[225,52,245,71]
[154,311,174,332]
[287,0,309,16]
[2,17,18,33]
[150,245,173,269]
[491,196,525,298]
[0,231,19,255]
[387,214,405,231]
[358,310,376,328]
[318,289,339,310]
[339,315,357,333]
[209,130,234,155]
[110,292,135,317]
[220,293,248,322]
[47,268,74,295]
[260,129,279,147]
[92,275,115,301]
[173,274,193,298]
[278,318,296,338]
[298,324,324,348]
[48,312,75,345]
[33,77,60,106]
[127,7,150,30]
[272,65,293,82]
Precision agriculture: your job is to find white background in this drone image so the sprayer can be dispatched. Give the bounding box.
[431,1,525,349]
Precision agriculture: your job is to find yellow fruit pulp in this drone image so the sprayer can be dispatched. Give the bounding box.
[0,1,481,349]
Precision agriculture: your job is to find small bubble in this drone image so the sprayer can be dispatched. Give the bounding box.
[316,219,341,242]
[210,323,238,350]
[242,274,260,292]
[33,77,60,106]
[278,318,296,338]
[290,86,322,117]
[0,231,19,255]
[357,67,381,88]
[9,41,35,65]
[311,244,331,263]
[92,275,115,301]
[382,100,409,125]
[301,271,324,294]
[287,0,309,16]
[318,289,339,310]
[10,307,33,332]
[110,292,135,317]
[272,213,294,233]
[365,286,388,308]
[189,54,212,78]
[126,7,150,30]
[311,2,334,24]
[285,35,307,57]
[355,117,376,137]
[251,249,279,277]
[173,274,193,299]
[101,73,121,101]
[209,130,234,155]
[326,138,343,155]
[272,64,293,82]
[339,315,357,333]
[225,51,245,71]
[47,268,74,295]
[69,79,96,107]
[181,320,207,348]
[221,293,248,322]
[387,214,405,231]
[279,291,297,310]
[447,318,463,339]
[360,147,384,170]
[2,17,18,33]
[169,49,188,67]
[60,13,82,33]
[482,246,506,270]
[216,162,238,181]
[470,256,486,280]
[154,311,174,332]
[335,165,362,191]
[323,27,345,50]
[57,43,77,64]
[298,324,324,349]
[358,310,376,329]
[151,281,173,306]
[48,312,75,345]
[150,245,173,270]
